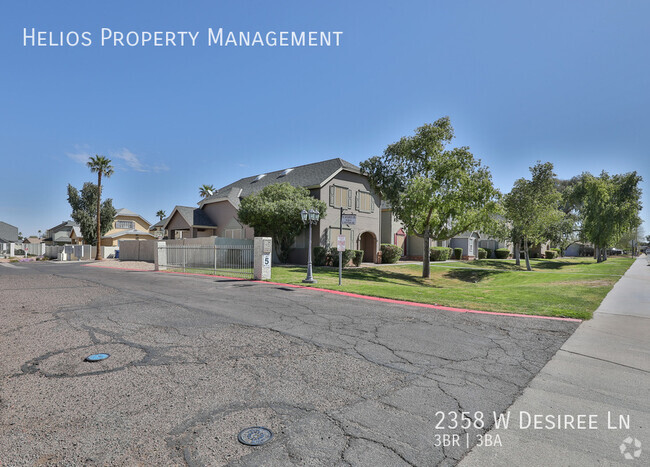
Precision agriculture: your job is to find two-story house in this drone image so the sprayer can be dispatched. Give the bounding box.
[100,208,156,246]
[191,158,382,264]
[43,221,77,245]
[0,221,20,244]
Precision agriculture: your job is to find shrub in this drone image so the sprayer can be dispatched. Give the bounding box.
[381,244,402,263]
[485,248,494,259]
[430,246,451,261]
[545,250,558,259]
[495,248,510,259]
[351,250,364,267]
[477,248,487,259]
[551,247,561,257]
[329,248,354,267]
[453,247,463,260]
[313,246,328,266]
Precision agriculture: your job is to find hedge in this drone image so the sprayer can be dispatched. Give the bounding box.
[453,247,463,260]
[551,247,561,257]
[495,248,510,259]
[477,248,487,259]
[329,248,355,267]
[485,248,494,259]
[351,250,364,267]
[545,250,558,259]
[313,246,328,266]
[381,244,402,263]
[430,246,451,261]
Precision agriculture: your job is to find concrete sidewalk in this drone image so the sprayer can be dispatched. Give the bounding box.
[461,255,650,466]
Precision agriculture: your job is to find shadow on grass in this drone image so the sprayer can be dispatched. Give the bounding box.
[445,268,506,283]
[530,259,594,270]
[278,265,437,287]
[467,260,521,271]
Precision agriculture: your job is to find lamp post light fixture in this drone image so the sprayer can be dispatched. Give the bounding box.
[301,208,320,283]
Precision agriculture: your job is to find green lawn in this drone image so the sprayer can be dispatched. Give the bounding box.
[268,257,635,320]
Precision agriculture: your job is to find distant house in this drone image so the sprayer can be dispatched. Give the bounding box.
[100,208,156,246]
[23,236,43,244]
[450,232,481,260]
[380,202,407,255]
[0,221,19,243]
[162,206,218,239]
[479,236,513,258]
[149,218,167,239]
[69,226,83,245]
[195,158,382,263]
[43,221,77,245]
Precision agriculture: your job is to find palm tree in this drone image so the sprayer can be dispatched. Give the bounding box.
[87,155,114,260]
[199,184,215,198]
[156,210,166,221]
[38,229,42,238]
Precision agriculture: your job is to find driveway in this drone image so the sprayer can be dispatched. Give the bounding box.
[0,262,578,466]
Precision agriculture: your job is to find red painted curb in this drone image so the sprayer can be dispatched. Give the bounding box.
[83,264,582,322]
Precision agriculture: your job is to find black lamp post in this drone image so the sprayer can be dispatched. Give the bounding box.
[301,208,320,283]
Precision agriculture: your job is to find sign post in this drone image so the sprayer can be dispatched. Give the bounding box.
[337,209,357,285]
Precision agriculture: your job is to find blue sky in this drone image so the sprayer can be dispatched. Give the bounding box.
[1,0,648,237]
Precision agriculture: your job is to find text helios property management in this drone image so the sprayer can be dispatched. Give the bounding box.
[22,28,343,48]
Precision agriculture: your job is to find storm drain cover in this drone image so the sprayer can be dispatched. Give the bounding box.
[85,353,110,362]
[237,426,273,446]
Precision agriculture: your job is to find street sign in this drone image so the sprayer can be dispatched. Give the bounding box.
[337,235,346,251]
[341,214,356,225]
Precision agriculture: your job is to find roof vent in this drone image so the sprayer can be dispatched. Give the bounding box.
[253,174,266,182]
[279,168,294,177]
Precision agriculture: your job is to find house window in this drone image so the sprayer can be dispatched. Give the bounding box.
[115,220,135,230]
[329,185,352,208]
[225,229,244,239]
[356,191,374,213]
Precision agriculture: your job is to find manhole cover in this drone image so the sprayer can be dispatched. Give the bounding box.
[237,427,273,446]
[85,353,110,362]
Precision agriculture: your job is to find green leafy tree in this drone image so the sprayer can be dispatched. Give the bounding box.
[503,162,563,271]
[87,155,114,260]
[199,184,215,198]
[67,182,117,247]
[361,117,500,278]
[237,183,326,263]
[156,210,166,221]
[578,171,642,261]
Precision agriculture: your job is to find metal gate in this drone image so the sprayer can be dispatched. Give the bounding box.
[157,243,254,278]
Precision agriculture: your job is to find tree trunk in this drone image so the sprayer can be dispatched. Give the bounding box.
[514,241,520,267]
[524,236,531,271]
[422,229,430,278]
[594,246,599,261]
[95,172,103,260]
[603,247,608,262]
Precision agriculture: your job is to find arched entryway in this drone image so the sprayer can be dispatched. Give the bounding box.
[359,231,377,263]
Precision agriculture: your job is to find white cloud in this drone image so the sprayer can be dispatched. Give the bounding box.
[111,148,146,172]
[66,144,92,163]
[65,145,169,173]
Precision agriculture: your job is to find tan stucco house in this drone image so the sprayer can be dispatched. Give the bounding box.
[100,208,156,246]
[69,226,83,245]
[196,158,382,264]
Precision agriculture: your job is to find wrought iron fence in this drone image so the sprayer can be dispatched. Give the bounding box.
[158,244,254,279]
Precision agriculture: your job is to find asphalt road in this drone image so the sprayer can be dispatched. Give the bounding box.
[0,261,579,466]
